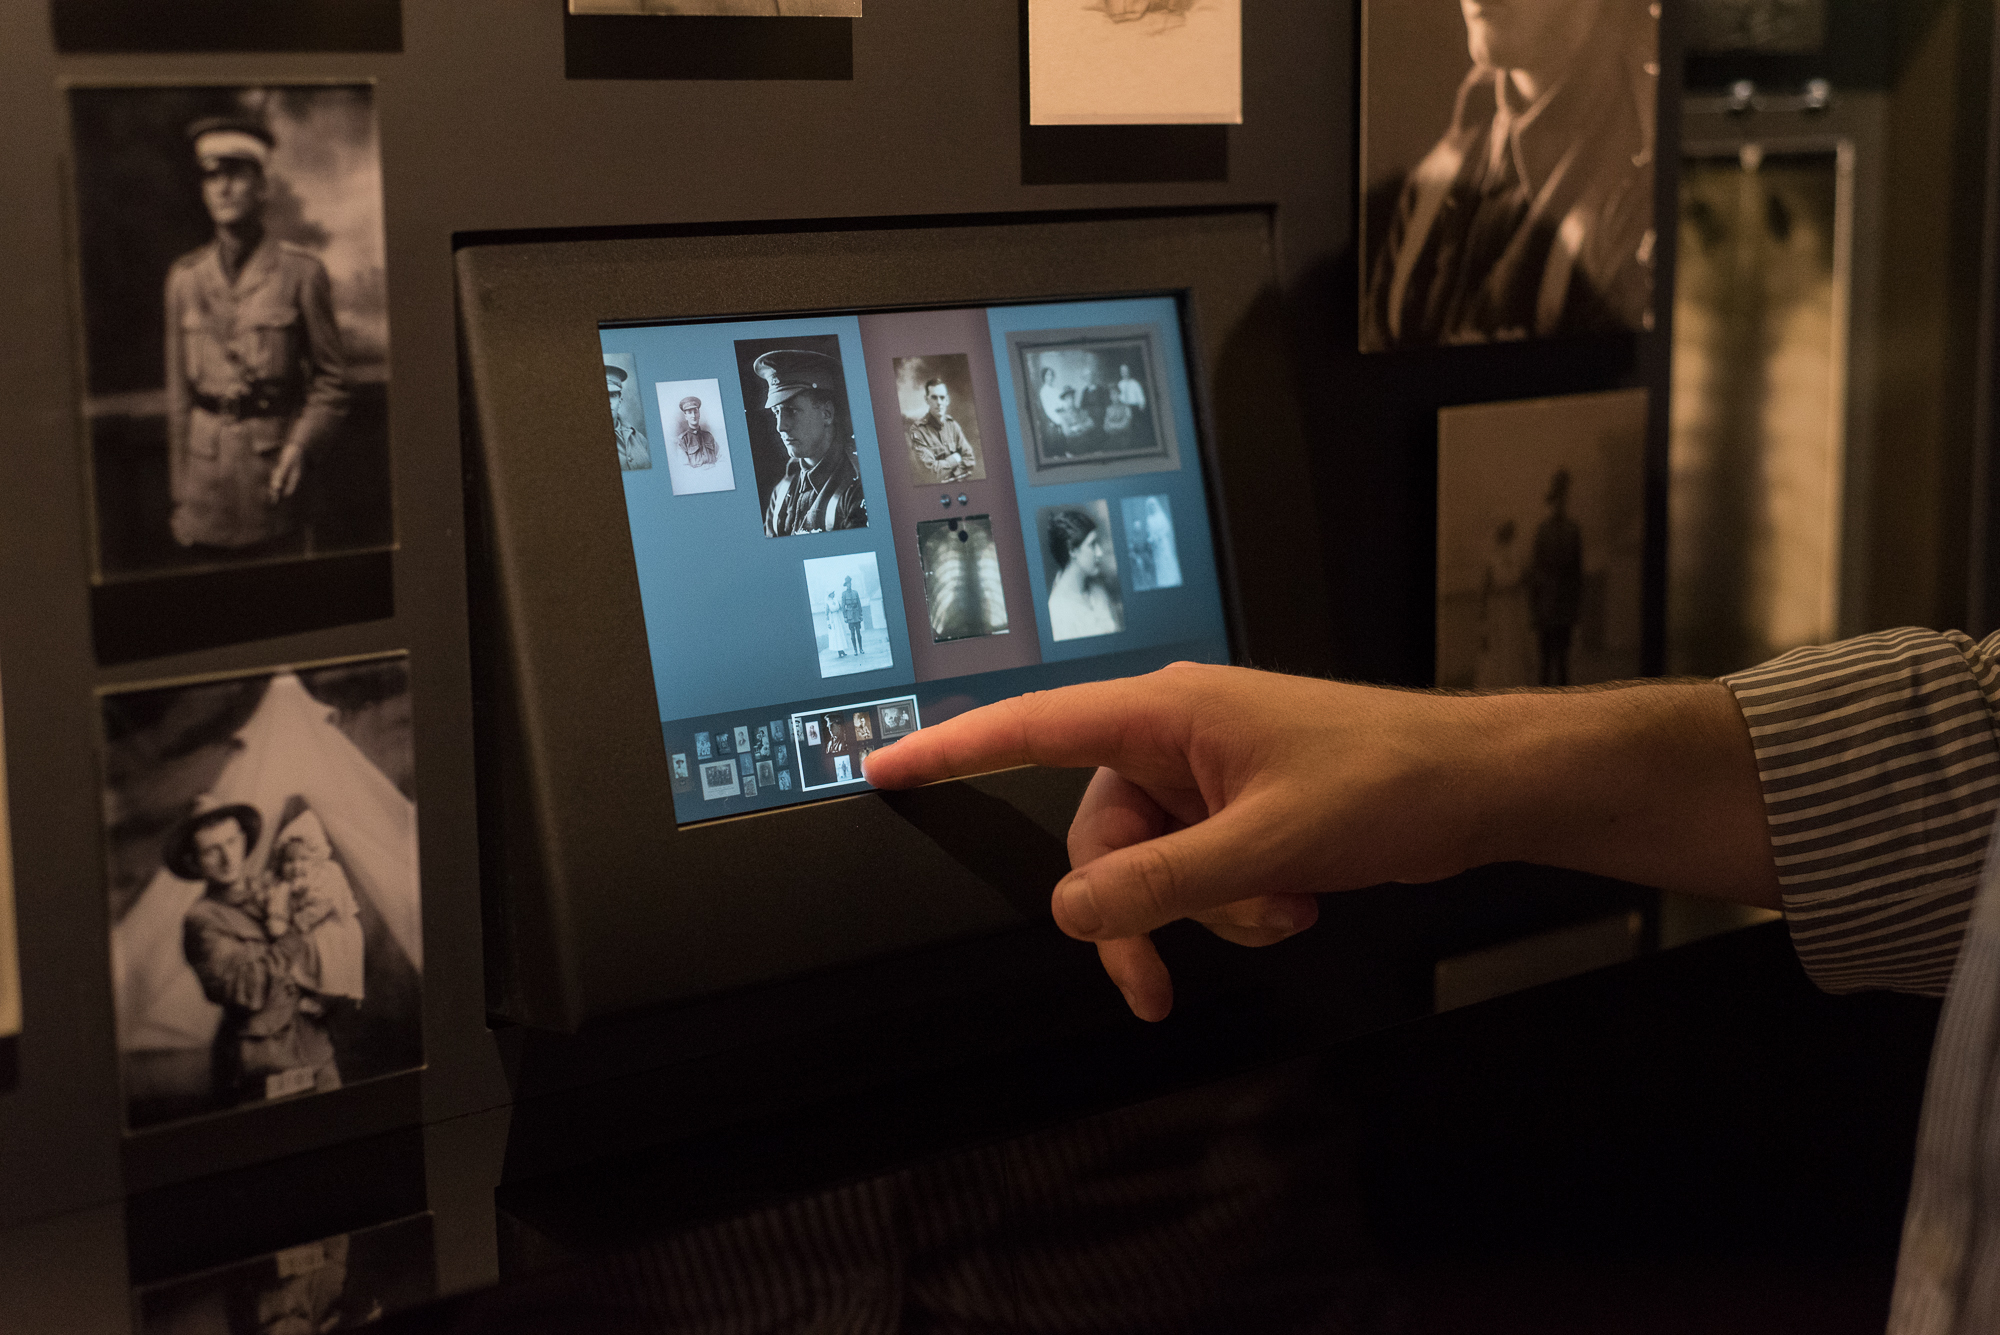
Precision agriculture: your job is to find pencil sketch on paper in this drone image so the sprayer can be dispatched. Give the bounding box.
[1087,0,1196,30]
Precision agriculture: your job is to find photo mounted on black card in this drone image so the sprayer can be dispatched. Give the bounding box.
[1008,326,1179,486]
[0,668,18,1094]
[570,0,860,10]
[100,655,422,1132]
[734,335,869,537]
[1435,390,1647,690]
[66,84,395,650]
[1689,0,1827,52]
[133,1212,436,1334]
[1359,0,1658,351]
[52,0,402,53]
[893,354,986,485]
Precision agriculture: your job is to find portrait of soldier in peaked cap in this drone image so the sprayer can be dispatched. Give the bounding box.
[732,334,870,538]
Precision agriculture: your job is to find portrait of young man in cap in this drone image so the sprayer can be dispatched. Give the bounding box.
[733,337,870,537]
[1360,0,1658,351]
[604,354,650,471]
[66,84,395,603]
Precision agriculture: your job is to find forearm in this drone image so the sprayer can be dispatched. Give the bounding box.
[1468,682,1782,909]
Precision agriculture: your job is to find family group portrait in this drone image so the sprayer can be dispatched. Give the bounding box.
[101,657,423,1130]
[1014,330,1172,484]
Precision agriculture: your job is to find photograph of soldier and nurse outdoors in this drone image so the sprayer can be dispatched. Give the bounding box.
[101,657,422,1131]
[65,84,393,582]
[1433,390,1647,690]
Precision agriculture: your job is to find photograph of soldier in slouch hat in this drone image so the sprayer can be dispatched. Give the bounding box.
[1360,0,1659,351]
[733,335,869,537]
[66,84,393,583]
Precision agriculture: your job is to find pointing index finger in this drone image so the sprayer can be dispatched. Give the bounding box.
[863,675,1182,790]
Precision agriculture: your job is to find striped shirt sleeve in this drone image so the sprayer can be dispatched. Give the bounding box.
[1721,628,2000,996]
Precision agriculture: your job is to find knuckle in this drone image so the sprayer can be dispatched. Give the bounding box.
[1122,841,1183,923]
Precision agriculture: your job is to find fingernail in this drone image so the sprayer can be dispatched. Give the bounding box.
[1055,872,1102,936]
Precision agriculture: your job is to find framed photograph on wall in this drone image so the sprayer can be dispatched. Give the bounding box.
[1435,389,1648,690]
[65,84,396,660]
[100,655,422,1132]
[1360,0,1659,351]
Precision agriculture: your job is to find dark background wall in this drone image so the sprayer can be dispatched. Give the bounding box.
[0,0,1688,1259]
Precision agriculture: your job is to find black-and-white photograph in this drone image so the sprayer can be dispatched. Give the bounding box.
[792,698,910,790]
[699,759,741,801]
[1120,494,1183,591]
[695,731,713,760]
[1435,390,1647,689]
[101,656,422,1131]
[67,85,394,582]
[654,377,736,496]
[803,552,895,678]
[757,760,777,789]
[605,353,650,472]
[892,354,987,485]
[133,1212,436,1335]
[670,753,692,794]
[1360,0,1659,351]
[1689,0,1827,53]
[1009,327,1178,486]
[733,725,752,755]
[916,516,1011,643]
[877,700,918,738]
[0,668,16,1093]
[735,335,870,537]
[1037,501,1126,642]
[1028,0,1242,125]
[570,0,861,12]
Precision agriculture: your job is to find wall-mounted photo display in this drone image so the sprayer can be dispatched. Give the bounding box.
[1027,0,1243,125]
[916,516,1011,643]
[101,655,422,1133]
[1037,501,1126,642]
[52,0,401,53]
[1435,389,1648,690]
[1006,326,1180,487]
[1689,0,1827,53]
[893,354,987,486]
[570,0,859,11]
[133,1212,435,1334]
[1359,0,1659,351]
[0,668,18,1095]
[735,336,870,537]
[66,84,395,660]
[654,378,738,496]
[604,354,651,472]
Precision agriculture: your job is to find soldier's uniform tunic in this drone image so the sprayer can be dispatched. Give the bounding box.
[764,441,868,536]
[164,236,349,548]
[907,411,977,482]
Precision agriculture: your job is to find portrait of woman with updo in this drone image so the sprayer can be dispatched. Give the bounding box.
[1041,503,1125,642]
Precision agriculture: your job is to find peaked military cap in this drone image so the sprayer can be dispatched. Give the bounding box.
[187,115,275,170]
[604,363,629,384]
[679,395,703,412]
[753,349,843,408]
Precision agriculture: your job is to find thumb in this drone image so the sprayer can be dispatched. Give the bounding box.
[1051,794,1294,941]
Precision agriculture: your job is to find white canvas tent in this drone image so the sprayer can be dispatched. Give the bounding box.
[110,673,421,1054]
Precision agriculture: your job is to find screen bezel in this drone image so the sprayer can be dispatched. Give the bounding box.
[458,209,1330,1029]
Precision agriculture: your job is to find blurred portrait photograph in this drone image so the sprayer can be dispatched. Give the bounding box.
[802,551,894,678]
[654,377,737,496]
[1434,389,1647,690]
[604,353,650,472]
[134,1213,436,1335]
[66,84,393,583]
[892,354,986,485]
[1009,327,1177,486]
[1360,0,1659,351]
[734,335,870,538]
[100,655,422,1131]
[1037,501,1126,642]
[916,516,1010,643]
[570,0,861,12]
[1120,494,1183,591]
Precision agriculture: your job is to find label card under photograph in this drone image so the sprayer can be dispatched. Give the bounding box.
[66,83,397,658]
[100,655,423,1133]
[1028,0,1242,126]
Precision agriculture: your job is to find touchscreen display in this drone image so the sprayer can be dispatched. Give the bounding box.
[598,297,1231,825]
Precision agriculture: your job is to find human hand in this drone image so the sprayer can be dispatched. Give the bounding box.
[862,663,1508,1021]
[267,443,307,502]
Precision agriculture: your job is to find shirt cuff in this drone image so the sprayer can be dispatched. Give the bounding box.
[1722,628,2000,996]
